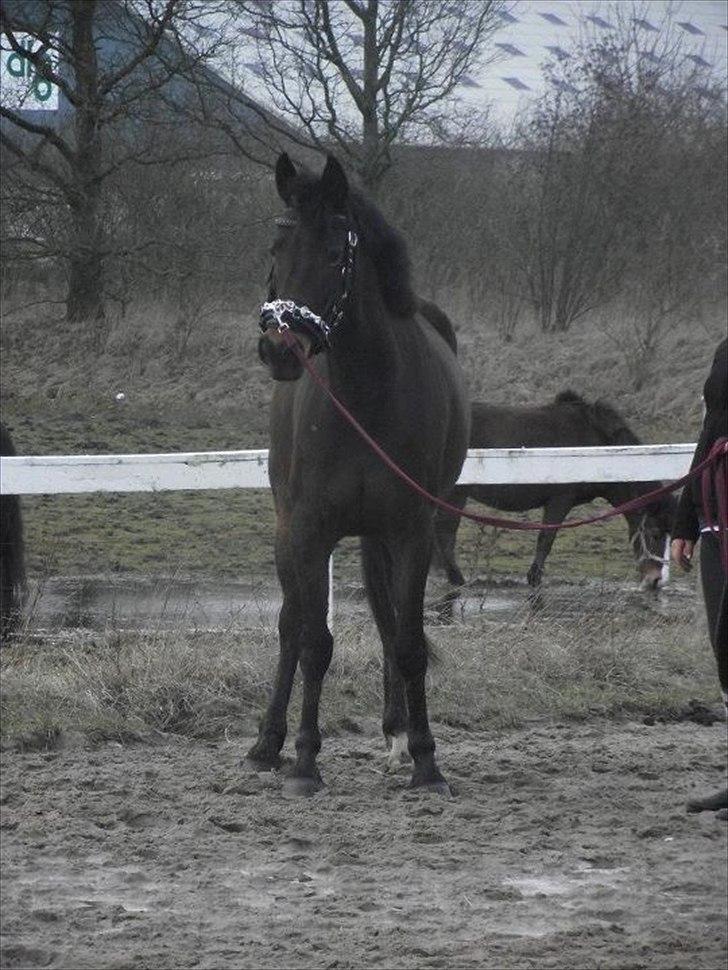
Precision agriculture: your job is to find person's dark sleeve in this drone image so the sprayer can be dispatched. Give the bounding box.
[672,464,702,542]
[672,338,727,541]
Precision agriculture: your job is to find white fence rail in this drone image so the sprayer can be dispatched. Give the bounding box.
[1,444,694,627]
[0,444,696,495]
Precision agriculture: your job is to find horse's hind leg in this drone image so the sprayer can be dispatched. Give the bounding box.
[391,526,449,794]
[432,494,467,622]
[247,526,302,769]
[361,537,408,769]
[527,494,572,592]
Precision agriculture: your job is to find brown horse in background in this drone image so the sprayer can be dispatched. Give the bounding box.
[251,154,470,794]
[433,392,677,613]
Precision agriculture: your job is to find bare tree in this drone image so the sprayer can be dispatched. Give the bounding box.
[232,0,507,188]
[508,3,726,333]
[0,0,232,322]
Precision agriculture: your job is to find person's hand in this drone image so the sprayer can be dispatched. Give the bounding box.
[671,538,695,571]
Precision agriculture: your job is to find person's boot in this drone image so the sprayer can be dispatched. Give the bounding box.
[686,787,728,813]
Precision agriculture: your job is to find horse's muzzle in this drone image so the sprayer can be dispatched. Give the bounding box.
[639,558,668,591]
[258,335,304,381]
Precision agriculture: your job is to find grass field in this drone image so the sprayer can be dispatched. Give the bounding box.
[16,485,643,586]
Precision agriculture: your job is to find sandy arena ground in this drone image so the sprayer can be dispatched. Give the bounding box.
[1,717,726,970]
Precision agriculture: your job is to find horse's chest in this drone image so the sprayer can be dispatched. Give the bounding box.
[278,441,404,534]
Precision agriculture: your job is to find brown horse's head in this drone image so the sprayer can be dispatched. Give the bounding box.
[258,153,353,382]
[630,493,678,590]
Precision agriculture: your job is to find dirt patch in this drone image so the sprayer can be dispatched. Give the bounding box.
[1,718,725,969]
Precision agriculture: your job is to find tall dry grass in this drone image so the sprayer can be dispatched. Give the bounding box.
[0,583,720,753]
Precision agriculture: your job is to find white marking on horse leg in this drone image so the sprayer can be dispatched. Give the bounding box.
[660,535,671,586]
[385,733,410,771]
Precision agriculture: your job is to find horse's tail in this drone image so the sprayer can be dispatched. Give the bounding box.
[0,423,26,645]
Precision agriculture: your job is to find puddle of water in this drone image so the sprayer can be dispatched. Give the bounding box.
[22,574,688,634]
[16,866,169,916]
[26,577,282,633]
[506,875,575,897]
[505,866,630,898]
[24,577,527,633]
[482,866,632,939]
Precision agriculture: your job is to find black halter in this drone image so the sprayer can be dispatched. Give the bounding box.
[259,227,358,355]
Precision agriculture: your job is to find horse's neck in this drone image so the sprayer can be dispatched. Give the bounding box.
[326,270,399,393]
[602,482,656,533]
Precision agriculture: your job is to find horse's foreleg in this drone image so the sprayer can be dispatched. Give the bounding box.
[391,527,449,794]
[286,533,335,795]
[361,538,409,769]
[527,494,573,589]
[247,527,301,769]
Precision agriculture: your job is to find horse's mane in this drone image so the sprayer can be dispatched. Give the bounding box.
[347,190,417,318]
[553,390,641,445]
[289,169,417,319]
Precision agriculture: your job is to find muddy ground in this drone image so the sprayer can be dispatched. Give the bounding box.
[1,717,726,970]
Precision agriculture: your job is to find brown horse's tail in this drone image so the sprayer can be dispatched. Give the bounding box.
[1,423,26,645]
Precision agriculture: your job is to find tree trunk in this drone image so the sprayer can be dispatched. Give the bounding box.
[67,197,104,322]
[66,0,105,323]
[360,0,380,190]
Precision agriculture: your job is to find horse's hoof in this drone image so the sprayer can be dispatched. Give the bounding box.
[283,775,324,798]
[409,769,453,798]
[246,742,282,771]
[686,787,728,813]
[410,778,453,798]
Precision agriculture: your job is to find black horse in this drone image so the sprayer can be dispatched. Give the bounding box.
[433,391,678,610]
[251,154,470,794]
[0,422,25,644]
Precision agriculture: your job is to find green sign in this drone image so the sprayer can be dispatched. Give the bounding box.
[1,34,59,109]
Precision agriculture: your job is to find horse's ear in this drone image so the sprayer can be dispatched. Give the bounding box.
[275,153,297,203]
[321,155,348,212]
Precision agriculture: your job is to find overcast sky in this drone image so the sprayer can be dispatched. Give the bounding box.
[467,0,728,124]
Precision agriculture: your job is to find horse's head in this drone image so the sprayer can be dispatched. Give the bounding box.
[630,493,678,591]
[258,153,355,382]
